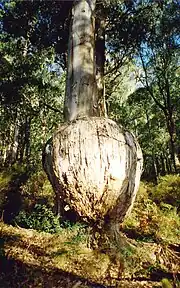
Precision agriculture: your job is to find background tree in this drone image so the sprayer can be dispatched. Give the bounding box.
[0,1,65,167]
[136,1,180,173]
[108,0,180,179]
[1,0,144,166]
[0,0,179,180]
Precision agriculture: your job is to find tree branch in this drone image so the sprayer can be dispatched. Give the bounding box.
[139,52,167,114]
[43,102,62,113]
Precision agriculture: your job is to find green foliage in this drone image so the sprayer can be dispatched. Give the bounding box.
[0,164,27,210]
[151,175,180,209]
[62,221,88,245]
[20,170,55,209]
[0,5,65,167]
[0,167,55,228]
[0,172,12,191]
[107,1,180,178]
[15,204,61,233]
[161,278,173,288]
[123,182,180,244]
[1,0,179,178]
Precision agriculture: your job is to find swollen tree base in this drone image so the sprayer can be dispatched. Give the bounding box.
[43,117,143,229]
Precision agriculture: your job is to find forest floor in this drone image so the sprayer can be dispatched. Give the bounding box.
[0,169,179,288]
[0,221,179,288]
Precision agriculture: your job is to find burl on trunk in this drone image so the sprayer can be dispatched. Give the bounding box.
[43,0,143,231]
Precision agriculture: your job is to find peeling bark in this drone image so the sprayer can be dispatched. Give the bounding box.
[43,118,143,227]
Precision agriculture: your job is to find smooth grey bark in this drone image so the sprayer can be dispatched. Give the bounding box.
[10,116,20,164]
[95,12,107,117]
[64,0,99,121]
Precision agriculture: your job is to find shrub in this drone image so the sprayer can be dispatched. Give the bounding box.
[123,182,180,244]
[15,204,61,233]
[161,278,173,288]
[0,164,32,213]
[150,174,180,209]
[19,170,55,209]
[0,172,11,209]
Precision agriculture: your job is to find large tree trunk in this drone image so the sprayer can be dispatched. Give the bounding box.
[64,0,99,121]
[43,0,143,233]
[95,11,107,117]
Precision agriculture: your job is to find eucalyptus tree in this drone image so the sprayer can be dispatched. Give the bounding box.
[0,1,65,167]
[43,0,143,237]
[122,87,171,180]
[106,0,180,177]
[0,46,65,166]
[135,0,180,172]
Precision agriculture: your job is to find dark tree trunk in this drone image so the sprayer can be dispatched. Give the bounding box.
[10,120,19,164]
[165,75,177,172]
[9,112,20,165]
[145,110,158,182]
[166,114,177,173]
[18,121,26,164]
[160,153,166,175]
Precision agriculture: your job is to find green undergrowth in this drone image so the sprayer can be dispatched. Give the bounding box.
[0,220,179,287]
[0,165,55,225]
[0,164,26,205]
[0,168,179,243]
[150,174,180,210]
[0,169,179,287]
[123,180,180,244]
[14,204,61,233]
[19,170,55,209]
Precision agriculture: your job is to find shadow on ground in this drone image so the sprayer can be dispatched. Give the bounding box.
[0,256,108,288]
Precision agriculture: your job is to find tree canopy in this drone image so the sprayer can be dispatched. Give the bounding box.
[0,0,179,179]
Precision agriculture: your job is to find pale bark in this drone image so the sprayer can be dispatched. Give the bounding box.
[10,116,20,164]
[24,116,31,161]
[44,0,143,231]
[4,123,15,166]
[0,133,10,166]
[95,15,107,117]
[64,0,99,121]
[43,118,143,226]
